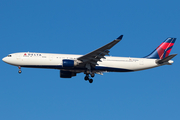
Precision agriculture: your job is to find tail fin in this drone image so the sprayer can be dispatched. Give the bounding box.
[145,37,176,59]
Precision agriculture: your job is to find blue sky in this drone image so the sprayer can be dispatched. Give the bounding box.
[0,0,179,120]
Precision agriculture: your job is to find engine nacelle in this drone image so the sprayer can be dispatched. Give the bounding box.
[60,70,76,78]
[62,59,79,67]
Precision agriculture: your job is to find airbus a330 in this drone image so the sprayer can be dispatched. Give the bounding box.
[2,35,177,83]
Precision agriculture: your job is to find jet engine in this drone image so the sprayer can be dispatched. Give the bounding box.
[62,59,80,67]
[60,70,76,78]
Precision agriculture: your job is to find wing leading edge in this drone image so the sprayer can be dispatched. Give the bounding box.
[77,35,123,67]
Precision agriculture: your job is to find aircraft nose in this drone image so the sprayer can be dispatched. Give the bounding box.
[2,57,7,63]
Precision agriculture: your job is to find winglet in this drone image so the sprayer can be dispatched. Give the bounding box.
[117,35,123,40]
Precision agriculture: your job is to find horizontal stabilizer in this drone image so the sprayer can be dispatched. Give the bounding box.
[156,54,177,64]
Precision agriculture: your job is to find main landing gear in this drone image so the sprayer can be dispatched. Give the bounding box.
[84,73,95,83]
[84,63,95,83]
[18,66,22,74]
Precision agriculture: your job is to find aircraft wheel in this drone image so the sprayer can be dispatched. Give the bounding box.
[84,76,89,81]
[18,70,22,74]
[91,73,95,77]
[89,79,93,83]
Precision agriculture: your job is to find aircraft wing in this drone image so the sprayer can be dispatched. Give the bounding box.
[77,35,123,67]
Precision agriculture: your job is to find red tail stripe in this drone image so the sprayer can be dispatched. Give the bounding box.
[165,49,172,57]
[157,47,164,59]
[158,43,174,50]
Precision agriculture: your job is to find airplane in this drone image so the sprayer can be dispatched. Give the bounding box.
[2,35,177,83]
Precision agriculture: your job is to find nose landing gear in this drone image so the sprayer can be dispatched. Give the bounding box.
[18,66,22,74]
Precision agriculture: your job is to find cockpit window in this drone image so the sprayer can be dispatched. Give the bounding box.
[7,55,12,57]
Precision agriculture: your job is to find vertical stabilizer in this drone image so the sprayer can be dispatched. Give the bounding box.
[145,38,176,59]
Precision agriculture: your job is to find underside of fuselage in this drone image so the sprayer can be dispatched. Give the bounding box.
[20,65,134,72]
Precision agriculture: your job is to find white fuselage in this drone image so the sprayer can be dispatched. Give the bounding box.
[2,52,160,72]
[2,35,176,83]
